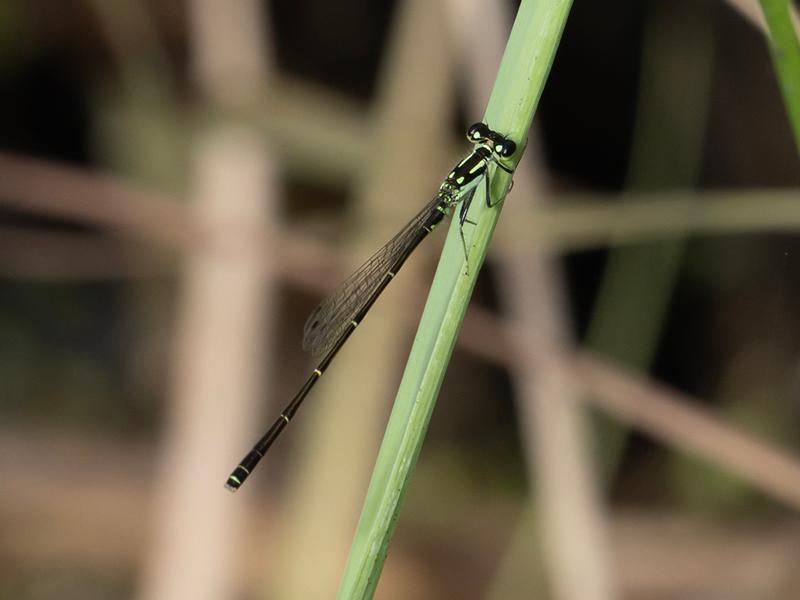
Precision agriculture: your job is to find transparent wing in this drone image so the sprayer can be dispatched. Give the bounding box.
[303,195,447,361]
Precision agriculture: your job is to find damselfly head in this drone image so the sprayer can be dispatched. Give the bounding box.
[466,122,516,159]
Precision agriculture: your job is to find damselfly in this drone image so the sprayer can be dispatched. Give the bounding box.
[225,122,516,491]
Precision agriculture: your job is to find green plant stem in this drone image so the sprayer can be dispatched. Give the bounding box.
[336,0,573,598]
[758,0,800,154]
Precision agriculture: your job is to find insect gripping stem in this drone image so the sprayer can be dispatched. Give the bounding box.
[224,122,516,491]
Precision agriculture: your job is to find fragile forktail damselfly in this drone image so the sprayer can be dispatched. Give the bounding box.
[225,122,516,491]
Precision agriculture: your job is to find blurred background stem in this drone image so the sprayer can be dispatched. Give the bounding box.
[271,0,454,597]
[758,0,800,153]
[586,0,714,483]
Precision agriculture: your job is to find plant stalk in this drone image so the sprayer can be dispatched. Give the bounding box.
[337,0,574,597]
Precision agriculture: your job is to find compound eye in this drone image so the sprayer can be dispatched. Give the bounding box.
[466,124,481,142]
[466,122,490,142]
[498,140,517,157]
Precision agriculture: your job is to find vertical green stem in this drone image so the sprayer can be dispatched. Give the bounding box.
[758,0,800,154]
[336,0,573,597]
